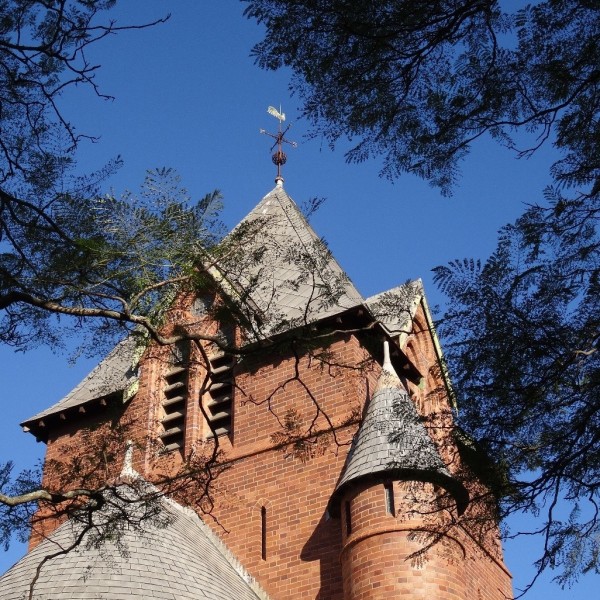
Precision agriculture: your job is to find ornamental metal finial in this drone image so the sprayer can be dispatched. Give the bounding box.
[260,105,297,185]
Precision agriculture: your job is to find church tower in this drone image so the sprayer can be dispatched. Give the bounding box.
[2,180,513,600]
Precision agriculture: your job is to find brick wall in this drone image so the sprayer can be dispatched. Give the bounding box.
[203,334,372,600]
[31,302,513,600]
[339,480,511,600]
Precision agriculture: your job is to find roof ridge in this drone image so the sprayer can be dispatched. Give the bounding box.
[164,499,271,600]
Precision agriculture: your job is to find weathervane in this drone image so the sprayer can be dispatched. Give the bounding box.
[260,105,297,185]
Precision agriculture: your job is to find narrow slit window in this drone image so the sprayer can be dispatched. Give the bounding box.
[384,482,395,516]
[261,506,267,560]
[344,501,352,536]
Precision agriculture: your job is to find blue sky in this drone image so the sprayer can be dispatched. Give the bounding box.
[0,2,596,597]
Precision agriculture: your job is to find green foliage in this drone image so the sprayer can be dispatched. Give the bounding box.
[0,165,226,352]
[247,0,600,584]
[0,1,178,352]
[0,462,42,548]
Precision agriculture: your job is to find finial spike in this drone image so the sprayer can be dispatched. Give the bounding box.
[376,340,402,391]
[383,340,392,369]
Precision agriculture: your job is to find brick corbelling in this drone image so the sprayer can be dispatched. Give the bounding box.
[341,523,466,561]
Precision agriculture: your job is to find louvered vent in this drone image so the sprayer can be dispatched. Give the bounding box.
[160,342,189,452]
[205,353,234,438]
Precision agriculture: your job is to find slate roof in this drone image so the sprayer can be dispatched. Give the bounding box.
[22,335,141,426]
[328,342,468,516]
[0,486,269,600]
[220,183,364,338]
[21,183,425,430]
[365,279,423,344]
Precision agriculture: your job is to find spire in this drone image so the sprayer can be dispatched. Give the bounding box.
[260,105,297,185]
[376,340,402,391]
[328,340,468,516]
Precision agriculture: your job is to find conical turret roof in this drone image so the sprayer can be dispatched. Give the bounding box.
[329,342,468,515]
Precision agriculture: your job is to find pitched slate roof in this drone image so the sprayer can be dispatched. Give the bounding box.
[21,183,425,430]
[21,335,141,427]
[0,486,270,600]
[22,185,366,427]
[365,279,423,344]
[328,342,468,516]
[220,183,364,337]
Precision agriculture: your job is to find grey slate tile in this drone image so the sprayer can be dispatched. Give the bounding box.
[0,487,270,600]
[21,185,424,434]
[22,335,141,425]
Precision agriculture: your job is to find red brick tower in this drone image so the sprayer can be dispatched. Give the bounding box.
[329,341,469,599]
[12,184,513,600]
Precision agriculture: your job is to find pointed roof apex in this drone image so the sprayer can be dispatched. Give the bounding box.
[223,186,363,338]
[376,340,402,392]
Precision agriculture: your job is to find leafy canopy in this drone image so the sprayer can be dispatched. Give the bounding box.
[434,188,600,587]
[245,0,599,195]
[1,164,227,352]
[0,1,176,351]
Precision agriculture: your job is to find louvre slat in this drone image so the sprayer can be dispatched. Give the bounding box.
[207,409,231,422]
[162,411,185,423]
[164,380,186,394]
[162,395,186,408]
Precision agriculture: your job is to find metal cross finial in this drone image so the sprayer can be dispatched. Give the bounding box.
[260,105,297,185]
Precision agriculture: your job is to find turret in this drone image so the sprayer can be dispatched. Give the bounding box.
[329,341,469,600]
